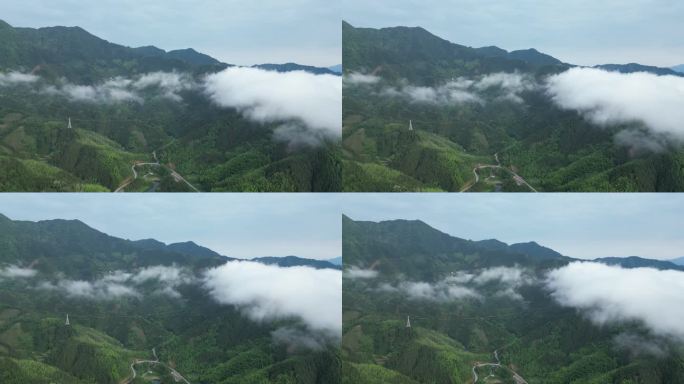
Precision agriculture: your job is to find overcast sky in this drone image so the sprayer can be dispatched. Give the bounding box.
[342,194,684,260]
[343,0,684,67]
[0,194,341,260]
[3,194,682,261]
[0,0,340,67]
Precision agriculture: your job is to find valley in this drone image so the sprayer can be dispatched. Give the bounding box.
[342,216,684,383]
[342,22,684,192]
[0,20,342,192]
[0,213,341,383]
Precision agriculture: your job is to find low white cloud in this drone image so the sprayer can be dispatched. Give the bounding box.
[132,71,196,101]
[372,72,535,105]
[471,266,533,286]
[45,83,142,104]
[37,265,192,300]
[343,72,381,85]
[378,266,532,302]
[36,71,194,104]
[129,265,194,297]
[546,68,684,144]
[546,262,684,341]
[203,67,341,146]
[378,279,481,301]
[202,260,341,336]
[475,72,538,103]
[613,333,668,358]
[344,266,378,279]
[381,81,482,105]
[0,264,37,279]
[0,71,39,86]
[39,279,139,299]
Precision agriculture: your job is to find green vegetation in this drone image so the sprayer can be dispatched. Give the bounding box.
[342,22,684,191]
[0,20,341,192]
[0,214,340,383]
[342,216,684,383]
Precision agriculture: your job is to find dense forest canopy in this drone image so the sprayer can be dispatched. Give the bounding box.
[0,19,342,192]
[0,214,341,383]
[342,216,684,383]
[342,22,684,192]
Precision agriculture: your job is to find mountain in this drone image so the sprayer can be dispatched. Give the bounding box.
[509,241,565,260]
[672,64,684,73]
[327,256,343,266]
[0,215,228,276]
[343,21,567,85]
[251,255,341,270]
[0,20,342,192]
[328,64,342,73]
[343,216,571,281]
[595,63,683,77]
[475,45,564,66]
[0,213,340,383]
[0,20,227,83]
[342,22,684,192]
[166,240,225,259]
[594,256,684,271]
[670,256,684,266]
[342,217,684,384]
[253,62,340,75]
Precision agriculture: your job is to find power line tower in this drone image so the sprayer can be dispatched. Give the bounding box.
[406,315,411,328]
[65,313,70,326]
[409,120,413,131]
[67,117,72,129]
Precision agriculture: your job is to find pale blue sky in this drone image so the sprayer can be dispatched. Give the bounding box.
[342,194,684,260]
[0,194,341,260]
[1,194,681,261]
[343,0,684,67]
[0,0,341,67]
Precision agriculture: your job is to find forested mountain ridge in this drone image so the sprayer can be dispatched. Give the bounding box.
[0,19,228,83]
[342,217,684,383]
[0,20,342,192]
[342,21,569,85]
[342,22,684,192]
[0,214,341,383]
[342,215,682,274]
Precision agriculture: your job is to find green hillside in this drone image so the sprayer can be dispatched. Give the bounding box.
[342,216,684,383]
[0,20,341,192]
[0,214,340,383]
[342,22,684,192]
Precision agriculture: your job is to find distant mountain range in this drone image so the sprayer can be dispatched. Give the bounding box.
[0,19,334,81]
[326,256,342,265]
[343,216,684,384]
[343,215,684,274]
[342,21,683,81]
[670,256,684,265]
[672,64,684,73]
[595,63,682,76]
[251,255,341,270]
[253,62,340,75]
[0,212,341,383]
[0,213,338,273]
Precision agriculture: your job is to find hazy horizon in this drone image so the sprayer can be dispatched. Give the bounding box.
[0,0,341,67]
[341,194,684,261]
[0,194,342,260]
[343,0,684,68]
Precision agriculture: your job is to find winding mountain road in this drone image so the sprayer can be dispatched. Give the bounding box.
[114,150,199,192]
[125,348,191,384]
[471,350,528,384]
[460,153,537,193]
